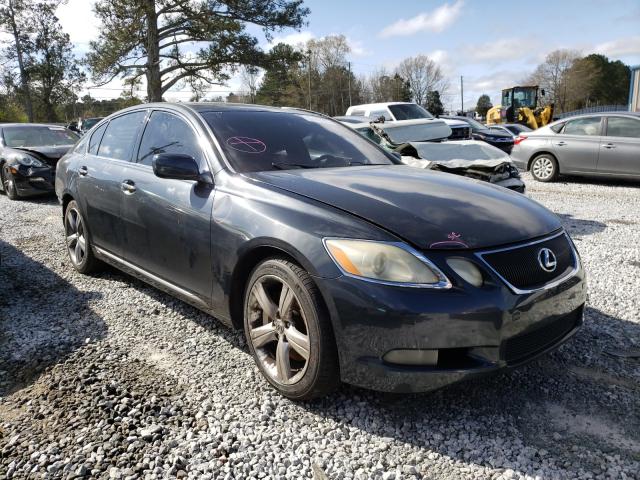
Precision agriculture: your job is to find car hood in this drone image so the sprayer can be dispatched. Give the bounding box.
[247,165,560,250]
[10,145,73,166]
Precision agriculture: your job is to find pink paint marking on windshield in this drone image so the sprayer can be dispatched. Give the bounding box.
[226,136,266,153]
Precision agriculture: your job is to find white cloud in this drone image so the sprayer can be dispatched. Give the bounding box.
[379,0,464,38]
[463,38,540,64]
[594,35,640,58]
[266,31,316,50]
[56,0,100,52]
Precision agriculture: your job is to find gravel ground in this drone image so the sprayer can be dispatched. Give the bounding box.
[1,173,639,480]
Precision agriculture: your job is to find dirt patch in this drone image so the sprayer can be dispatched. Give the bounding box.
[546,402,640,454]
[567,365,639,391]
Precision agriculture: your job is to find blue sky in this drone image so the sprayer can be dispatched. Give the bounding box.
[58,0,640,109]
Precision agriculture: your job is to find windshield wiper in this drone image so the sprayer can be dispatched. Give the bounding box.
[271,162,315,170]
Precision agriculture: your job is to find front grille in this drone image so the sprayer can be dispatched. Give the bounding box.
[502,308,581,364]
[449,126,471,140]
[479,233,576,291]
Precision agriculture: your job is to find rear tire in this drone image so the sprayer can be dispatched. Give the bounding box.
[530,154,559,182]
[64,200,102,274]
[2,165,20,200]
[243,257,339,400]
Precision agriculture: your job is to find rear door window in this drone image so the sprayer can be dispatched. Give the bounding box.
[88,123,108,155]
[563,117,602,136]
[97,111,146,161]
[606,117,640,138]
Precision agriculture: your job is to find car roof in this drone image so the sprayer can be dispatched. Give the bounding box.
[556,112,640,122]
[102,102,323,119]
[347,102,415,109]
[375,118,446,128]
[0,123,70,129]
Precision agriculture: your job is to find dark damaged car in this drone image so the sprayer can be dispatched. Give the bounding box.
[0,124,80,200]
[344,118,525,192]
[56,103,586,399]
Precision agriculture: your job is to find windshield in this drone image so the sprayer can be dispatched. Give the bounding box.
[203,111,394,172]
[377,122,451,143]
[82,118,103,130]
[413,142,509,162]
[459,117,486,130]
[3,126,79,147]
[512,88,537,109]
[388,104,433,120]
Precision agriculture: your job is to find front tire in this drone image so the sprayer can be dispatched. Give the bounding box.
[64,200,102,274]
[243,258,339,400]
[530,154,559,182]
[2,165,20,200]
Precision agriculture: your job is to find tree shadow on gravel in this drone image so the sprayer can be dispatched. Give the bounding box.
[556,213,607,237]
[0,239,107,397]
[300,306,640,475]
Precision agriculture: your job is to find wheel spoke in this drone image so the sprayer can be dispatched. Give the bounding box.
[66,233,78,245]
[253,281,278,320]
[285,325,310,360]
[275,337,292,382]
[250,323,277,348]
[278,283,295,319]
[68,211,77,232]
[78,235,86,251]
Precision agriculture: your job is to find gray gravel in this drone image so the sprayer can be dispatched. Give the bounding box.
[1,173,639,479]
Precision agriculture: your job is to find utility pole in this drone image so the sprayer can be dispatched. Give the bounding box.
[347,61,352,107]
[307,49,312,110]
[460,76,464,114]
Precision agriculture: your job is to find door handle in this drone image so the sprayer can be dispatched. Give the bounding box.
[121,180,136,194]
[78,166,88,176]
[555,141,567,146]
[602,143,616,149]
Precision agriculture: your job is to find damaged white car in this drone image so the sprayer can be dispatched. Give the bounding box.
[340,118,525,193]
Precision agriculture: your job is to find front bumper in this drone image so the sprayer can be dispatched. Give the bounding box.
[11,165,55,196]
[316,250,586,393]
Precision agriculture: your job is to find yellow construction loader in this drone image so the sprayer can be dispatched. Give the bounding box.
[486,86,554,130]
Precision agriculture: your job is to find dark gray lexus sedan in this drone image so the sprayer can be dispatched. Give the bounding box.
[55,103,587,400]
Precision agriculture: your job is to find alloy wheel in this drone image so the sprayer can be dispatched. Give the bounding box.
[65,208,87,266]
[247,275,310,385]
[3,167,17,198]
[532,157,555,180]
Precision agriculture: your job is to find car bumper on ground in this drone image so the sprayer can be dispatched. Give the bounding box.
[11,165,55,196]
[317,247,587,393]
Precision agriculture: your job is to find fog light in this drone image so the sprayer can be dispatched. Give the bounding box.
[446,258,483,287]
[383,349,438,366]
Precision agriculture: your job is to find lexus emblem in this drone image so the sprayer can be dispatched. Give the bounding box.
[538,248,557,272]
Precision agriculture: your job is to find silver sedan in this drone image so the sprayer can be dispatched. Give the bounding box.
[510,113,640,182]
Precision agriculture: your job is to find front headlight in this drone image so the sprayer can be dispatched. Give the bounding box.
[17,155,45,168]
[324,239,451,288]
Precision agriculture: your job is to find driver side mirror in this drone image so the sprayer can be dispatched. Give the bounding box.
[152,153,212,184]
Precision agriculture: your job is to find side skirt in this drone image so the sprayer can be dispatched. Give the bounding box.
[93,245,233,327]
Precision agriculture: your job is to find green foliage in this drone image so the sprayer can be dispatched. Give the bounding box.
[255,43,304,107]
[87,0,310,101]
[29,2,85,122]
[425,90,444,116]
[572,54,630,107]
[0,93,29,122]
[475,94,492,118]
[0,0,84,122]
